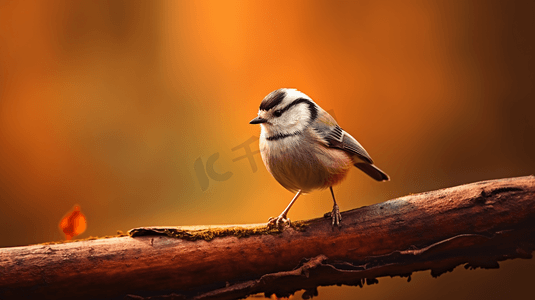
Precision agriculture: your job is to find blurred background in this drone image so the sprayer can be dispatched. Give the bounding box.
[1,0,534,299]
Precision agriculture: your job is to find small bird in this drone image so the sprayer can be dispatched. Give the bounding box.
[250,88,389,227]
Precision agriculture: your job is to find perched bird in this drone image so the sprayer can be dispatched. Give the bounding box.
[250,88,389,227]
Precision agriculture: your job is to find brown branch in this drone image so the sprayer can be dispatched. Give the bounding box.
[1,176,534,300]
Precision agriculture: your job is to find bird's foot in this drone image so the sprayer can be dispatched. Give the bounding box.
[267,214,291,229]
[324,204,342,227]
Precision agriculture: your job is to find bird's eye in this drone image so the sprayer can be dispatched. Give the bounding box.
[273,110,282,117]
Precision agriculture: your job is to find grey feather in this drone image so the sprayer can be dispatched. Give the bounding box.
[321,125,373,164]
[354,163,390,181]
[314,121,389,181]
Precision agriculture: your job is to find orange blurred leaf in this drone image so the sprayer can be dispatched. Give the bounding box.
[59,205,87,240]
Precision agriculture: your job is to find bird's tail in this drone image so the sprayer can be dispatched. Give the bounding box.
[354,163,390,181]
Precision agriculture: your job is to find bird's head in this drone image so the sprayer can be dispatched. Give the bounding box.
[250,88,318,136]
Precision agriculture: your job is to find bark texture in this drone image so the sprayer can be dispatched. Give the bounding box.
[0,176,534,300]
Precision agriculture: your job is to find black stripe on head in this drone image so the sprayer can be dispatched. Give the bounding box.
[259,89,286,111]
[279,98,318,123]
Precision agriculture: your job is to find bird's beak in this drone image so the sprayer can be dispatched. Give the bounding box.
[249,117,267,124]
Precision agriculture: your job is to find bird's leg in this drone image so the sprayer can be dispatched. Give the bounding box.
[330,186,342,227]
[268,190,302,229]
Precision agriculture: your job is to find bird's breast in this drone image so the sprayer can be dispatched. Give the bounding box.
[259,133,353,193]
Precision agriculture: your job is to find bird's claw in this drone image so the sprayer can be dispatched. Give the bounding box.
[331,204,342,227]
[267,215,291,229]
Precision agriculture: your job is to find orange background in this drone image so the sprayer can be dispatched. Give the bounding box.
[1,1,534,299]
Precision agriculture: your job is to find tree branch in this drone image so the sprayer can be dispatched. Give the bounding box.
[1,176,534,300]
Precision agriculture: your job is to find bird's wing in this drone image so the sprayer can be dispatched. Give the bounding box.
[313,112,374,164]
[326,125,374,164]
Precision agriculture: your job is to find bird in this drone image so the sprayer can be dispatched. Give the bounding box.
[249,88,389,228]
